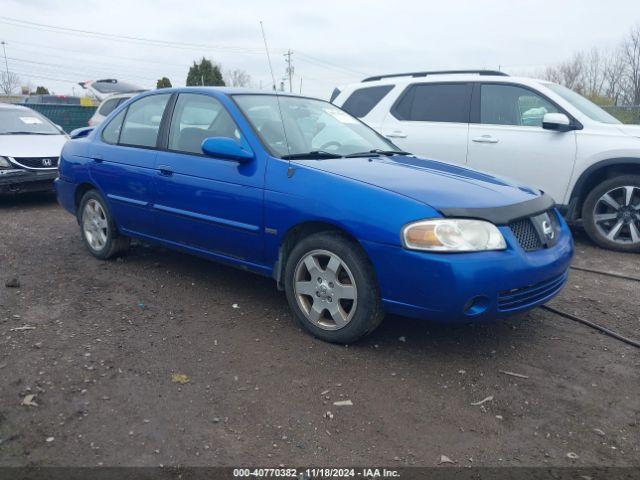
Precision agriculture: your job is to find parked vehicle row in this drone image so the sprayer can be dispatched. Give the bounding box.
[332,70,640,252]
[55,88,573,343]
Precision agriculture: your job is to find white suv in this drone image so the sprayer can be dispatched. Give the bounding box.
[332,70,640,252]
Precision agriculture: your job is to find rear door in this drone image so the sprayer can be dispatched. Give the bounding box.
[466,83,576,201]
[153,93,266,264]
[379,82,471,165]
[89,93,171,236]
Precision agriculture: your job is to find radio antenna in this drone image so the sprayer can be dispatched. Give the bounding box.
[259,21,293,172]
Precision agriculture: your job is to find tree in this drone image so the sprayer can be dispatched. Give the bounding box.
[622,24,640,105]
[0,71,21,95]
[224,69,252,88]
[186,58,225,87]
[156,77,172,89]
[35,86,50,95]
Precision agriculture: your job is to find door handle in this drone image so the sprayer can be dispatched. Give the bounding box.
[472,135,499,144]
[91,154,104,163]
[386,131,407,139]
[157,165,173,177]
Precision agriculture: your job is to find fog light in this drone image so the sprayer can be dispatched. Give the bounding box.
[463,296,489,316]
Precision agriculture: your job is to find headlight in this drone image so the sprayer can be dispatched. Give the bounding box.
[402,219,506,252]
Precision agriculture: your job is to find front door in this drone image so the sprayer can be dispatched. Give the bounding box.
[466,83,577,202]
[153,93,265,264]
[379,82,472,165]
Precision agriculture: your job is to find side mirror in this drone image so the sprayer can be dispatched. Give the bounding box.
[201,137,254,162]
[69,126,94,139]
[542,113,573,132]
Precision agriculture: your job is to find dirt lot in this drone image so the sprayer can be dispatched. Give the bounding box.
[0,193,639,468]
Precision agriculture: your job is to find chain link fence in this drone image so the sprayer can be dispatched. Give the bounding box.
[602,105,640,124]
[25,104,97,133]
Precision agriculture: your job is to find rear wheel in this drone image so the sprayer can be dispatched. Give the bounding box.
[582,175,640,253]
[284,232,384,343]
[78,190,130,259]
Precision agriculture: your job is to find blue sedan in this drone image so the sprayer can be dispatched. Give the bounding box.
[55,88,573,343]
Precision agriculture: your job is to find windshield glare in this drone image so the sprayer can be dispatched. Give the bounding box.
[233,95,401,158]
[544,83,621,125]
[0,108,61,134]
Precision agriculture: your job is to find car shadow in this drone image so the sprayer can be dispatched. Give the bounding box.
[122,241,540,356]
[0,191,57,209]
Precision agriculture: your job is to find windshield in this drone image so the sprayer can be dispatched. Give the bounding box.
[233,94,402,158]
[544,83,621,124]
[0,108,61,135]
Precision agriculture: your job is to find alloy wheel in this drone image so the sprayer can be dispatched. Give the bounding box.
[82,199,109,251]
[593,185,640,245]
[293,249,358,331]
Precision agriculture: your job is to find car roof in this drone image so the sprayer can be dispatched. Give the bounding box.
[0,102,34,111]
[139,86,312,98]
[339,73,550,89]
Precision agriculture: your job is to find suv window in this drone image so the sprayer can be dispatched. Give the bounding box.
[168,94,240,155]
[392,83,471,123]
[119,94,170,148]
[480,84,559,127]
[102,108,126,144]
[341,85,394,118]
[98,98,120,116]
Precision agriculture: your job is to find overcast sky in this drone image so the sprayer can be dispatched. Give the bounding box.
[1,0,639,99]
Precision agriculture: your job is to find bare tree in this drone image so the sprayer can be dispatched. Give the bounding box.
[583,48,607,98]
[0,71,21,95]
[224,69,252,88]
[603,49,628,105]
[543,53,585,93]
[622,24,640,104]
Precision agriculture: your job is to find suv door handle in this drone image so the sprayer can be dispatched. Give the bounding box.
[386,131,407,139]
[472,135,499,144]
[157,165,173,176]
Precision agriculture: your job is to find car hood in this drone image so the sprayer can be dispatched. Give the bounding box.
[0,134,68,157]
[616,124,640,138]
[293,155,542,211]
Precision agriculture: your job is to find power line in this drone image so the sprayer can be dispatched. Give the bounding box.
[0,16,274,54]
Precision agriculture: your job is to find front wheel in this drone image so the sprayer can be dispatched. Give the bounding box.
[78,190,130,259]
[582,175,640,253]
[284,232,384,343]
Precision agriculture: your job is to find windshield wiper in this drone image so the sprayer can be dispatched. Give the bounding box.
[0,131,57,135]
[281,151,343,160]
[345,149,411,158]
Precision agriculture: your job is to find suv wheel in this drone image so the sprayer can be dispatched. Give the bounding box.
[78,190,130,259]
[284,232,384,343]
[582,175,640,253]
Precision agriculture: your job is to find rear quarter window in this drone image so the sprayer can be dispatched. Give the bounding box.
[98,98,120,116]
[341,85,394,118]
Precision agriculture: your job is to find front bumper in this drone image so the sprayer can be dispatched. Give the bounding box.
[0,169,58,195]
[362,218,574,323]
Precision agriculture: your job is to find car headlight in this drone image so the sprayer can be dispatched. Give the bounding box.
[0,156,12,169]
[402,218,506,252]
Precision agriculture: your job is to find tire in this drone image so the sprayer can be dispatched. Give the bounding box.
[582,174,640,253]
[77,189,130,259]
[284,231,384,344]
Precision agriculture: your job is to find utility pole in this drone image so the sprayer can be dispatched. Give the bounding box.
[283,49,294,93]
[1,41,9,78]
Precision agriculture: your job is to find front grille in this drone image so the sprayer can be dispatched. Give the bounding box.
[509,217,543,251]
[10,156,59,170]
[497,272,568,312]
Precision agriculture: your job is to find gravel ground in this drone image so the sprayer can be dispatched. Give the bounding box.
[0,193,639,467]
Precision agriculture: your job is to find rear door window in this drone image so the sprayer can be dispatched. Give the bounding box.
[341,85,394,118]
[118,94,170,148]
[392,83,472,123]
